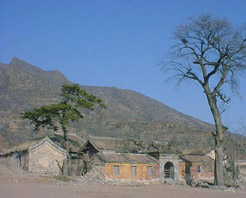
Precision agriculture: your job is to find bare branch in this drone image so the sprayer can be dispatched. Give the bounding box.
[162,14,246,186]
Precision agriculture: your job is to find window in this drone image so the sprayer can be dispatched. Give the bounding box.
[147,166,153,175]
[197,165,202,173]
[131,166,137,176]
[113,165,120,175]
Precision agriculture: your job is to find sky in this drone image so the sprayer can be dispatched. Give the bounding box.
[0,0,246,134]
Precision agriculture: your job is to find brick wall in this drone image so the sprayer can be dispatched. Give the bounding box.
[186,162,214,183]
[105,163,159,180]
[178,162,186,182]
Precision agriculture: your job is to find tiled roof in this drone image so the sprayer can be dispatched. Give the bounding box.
[97,152,158,164]
[29,137,66,155]
[2,133,85,155]
[86,136,144,153]
[181,155,214,163]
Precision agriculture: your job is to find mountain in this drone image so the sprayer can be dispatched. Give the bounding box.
[0,57,245,154]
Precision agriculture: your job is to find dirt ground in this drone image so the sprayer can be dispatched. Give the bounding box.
[0,162,245,198]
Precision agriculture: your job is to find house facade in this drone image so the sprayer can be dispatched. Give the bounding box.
[28,137,67,175]
[80,136,216,184]
[0,134,84,176]
[158,154,214,184]
[148,143,215,184]
[81,136,160,183]
[101,153,159,181]
[181,155,215,184]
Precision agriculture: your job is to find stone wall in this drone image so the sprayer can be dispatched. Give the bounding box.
[0,151,28,170]
[235,160,246,183]
[85,164,105,182]
[28,141,66,175]
[159,154,180,183]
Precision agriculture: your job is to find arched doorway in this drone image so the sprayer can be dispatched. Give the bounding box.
[164,162,174,179]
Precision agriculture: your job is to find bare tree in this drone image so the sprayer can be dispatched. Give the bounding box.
[163,15,246,185]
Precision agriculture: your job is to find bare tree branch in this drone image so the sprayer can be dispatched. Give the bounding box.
[162,14,246,186]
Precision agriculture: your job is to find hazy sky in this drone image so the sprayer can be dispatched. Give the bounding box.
[0,0,246,133]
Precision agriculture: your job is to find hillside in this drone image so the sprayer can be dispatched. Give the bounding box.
[0,57,245,154]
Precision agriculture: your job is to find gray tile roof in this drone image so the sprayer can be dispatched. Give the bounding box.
[181,155,214,163]
[97,152,158,164]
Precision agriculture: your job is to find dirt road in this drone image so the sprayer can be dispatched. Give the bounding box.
[0,162,245,198]
[1,183,246,198]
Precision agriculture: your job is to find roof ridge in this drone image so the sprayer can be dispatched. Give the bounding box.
[29,136,67,154]
[53,132,85,140]
[89,135,126,141]
[26,136,46,141]
[123,153,158,162]
[182,154,209,157]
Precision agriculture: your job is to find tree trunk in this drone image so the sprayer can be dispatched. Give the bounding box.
[61,125,70,176]
[204,87,224,186]
[215,145,224,186]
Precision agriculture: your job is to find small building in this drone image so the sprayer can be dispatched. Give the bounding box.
[180,155,215,184]
[102,153,159,181]
[28,137,67,175]
[0,134,84,176]
[81,136,160,183]
[148,143,185,184]
[159,154,214,184]
[87,152,159,183]
[148,143,215,184]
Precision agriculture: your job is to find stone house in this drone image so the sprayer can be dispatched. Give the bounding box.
[87,152,159,182]
[0,134,84,176]
[81,136,160,183]
[81,137,215,184]
[28,137,67,175]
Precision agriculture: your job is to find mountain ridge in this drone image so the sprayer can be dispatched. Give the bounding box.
[0,57,245,155]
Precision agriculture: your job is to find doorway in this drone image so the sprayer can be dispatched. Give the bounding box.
[164,162,174,179]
